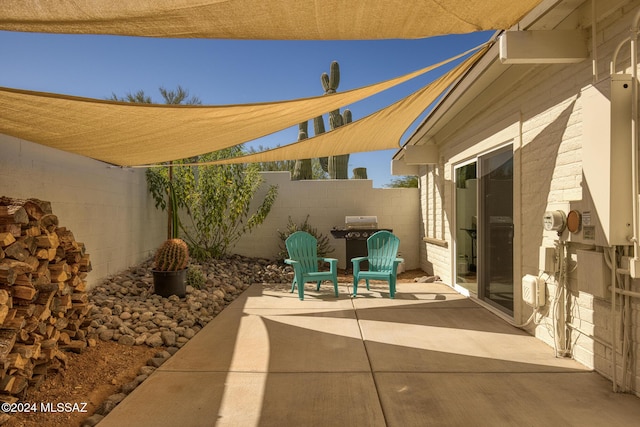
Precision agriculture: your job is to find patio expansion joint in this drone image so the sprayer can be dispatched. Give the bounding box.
[352,296,391,426]
[157,369,375,374]
[370,369,596,375]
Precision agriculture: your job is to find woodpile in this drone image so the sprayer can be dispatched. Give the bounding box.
[0,197,93,402]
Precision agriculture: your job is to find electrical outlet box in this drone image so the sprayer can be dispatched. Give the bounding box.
[539,246,556,272]
[522,275,546,307]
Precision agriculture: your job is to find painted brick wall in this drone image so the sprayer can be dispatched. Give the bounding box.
[0,135,165,288]
[420,164,452,283]
[233,171,421,270]
[417,0,640,393]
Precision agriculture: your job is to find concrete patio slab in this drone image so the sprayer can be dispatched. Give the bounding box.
[358,306,589,373]
[375,372,640,427]
[98,371,386,427]
[349,282,471,309]
[160,306,370,372]
[232,281,355,310]
[99,282,640,427]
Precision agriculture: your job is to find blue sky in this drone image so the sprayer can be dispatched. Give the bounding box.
[0,30,493,187]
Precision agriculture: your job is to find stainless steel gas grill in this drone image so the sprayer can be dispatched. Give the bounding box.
[330,216,391,271]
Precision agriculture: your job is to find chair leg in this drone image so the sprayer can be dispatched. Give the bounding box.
[298,281,305,300]
[389,278,396,299]
[353,277,359,297]
[365,279,370,290]
[316,280,322,291]
[290,278,296,293]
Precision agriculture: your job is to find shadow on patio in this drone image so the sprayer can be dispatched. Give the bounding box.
[98,281,640,427]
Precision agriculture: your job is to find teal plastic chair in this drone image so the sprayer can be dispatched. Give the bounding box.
[352,231,403,298]
[285,231,338,300]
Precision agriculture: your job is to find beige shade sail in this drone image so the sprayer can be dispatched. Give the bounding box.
[0,0,541,40]
[0,45,484,166]
[198,48,486,167]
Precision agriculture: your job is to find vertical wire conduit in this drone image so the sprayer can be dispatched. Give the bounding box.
[606,8,640,392]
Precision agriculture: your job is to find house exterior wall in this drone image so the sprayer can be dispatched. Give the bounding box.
[418,0,640,394]
[0,134,166,288]
[233,171,421,271]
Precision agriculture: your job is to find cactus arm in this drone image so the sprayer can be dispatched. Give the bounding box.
[329,61,340,91]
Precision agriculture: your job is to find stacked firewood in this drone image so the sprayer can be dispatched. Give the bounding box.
[0,197,93,402]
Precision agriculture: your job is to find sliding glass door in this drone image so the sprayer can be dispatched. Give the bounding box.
[455,145,514,314]
[478,146,514,313]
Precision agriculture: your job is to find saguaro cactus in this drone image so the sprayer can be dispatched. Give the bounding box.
[328,109,351,179]
[353,167,368,179]
[314,115,329,173]
[292,121,312,180]
[317,61,351,179]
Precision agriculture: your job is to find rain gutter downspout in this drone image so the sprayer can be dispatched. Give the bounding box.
[631,11,640,275]
[611,9,640,275]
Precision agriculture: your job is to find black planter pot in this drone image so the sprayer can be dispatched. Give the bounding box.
[152,268,187,298]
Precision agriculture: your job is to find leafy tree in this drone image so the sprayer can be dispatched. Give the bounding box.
[109,85,201,105]
[385,176,419,188]
[110,86,202,238]
[147,146,278,260]
[112,86,277,259]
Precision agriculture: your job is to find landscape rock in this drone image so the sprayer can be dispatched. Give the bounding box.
[87,255,290,350]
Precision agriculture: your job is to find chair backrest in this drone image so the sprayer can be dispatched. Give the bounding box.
[367,231,400,272]
[285,231,319,273]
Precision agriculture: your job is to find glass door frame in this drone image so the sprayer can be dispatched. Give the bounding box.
[453,159,478,297]
[453,143,515,315]
[477,144,514,315]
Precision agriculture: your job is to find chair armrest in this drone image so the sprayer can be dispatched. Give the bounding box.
[351,256,368,276]
[284,259,303,277]
[392,258,404,272]
[351,256,368,264]
[321,257,338,269]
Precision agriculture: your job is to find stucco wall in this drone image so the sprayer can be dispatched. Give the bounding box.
[417,0,640,393]
[233,171,421,271]
[0,135,165,288]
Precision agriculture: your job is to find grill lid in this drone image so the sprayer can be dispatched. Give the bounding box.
[345,215,378,229]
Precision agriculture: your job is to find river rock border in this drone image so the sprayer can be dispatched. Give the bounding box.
[81,255,292,425]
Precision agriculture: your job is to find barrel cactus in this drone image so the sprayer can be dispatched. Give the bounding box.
[154,238,189,271]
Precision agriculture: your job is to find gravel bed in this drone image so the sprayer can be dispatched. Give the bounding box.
[88,255,292,349]
[80,255,292,424]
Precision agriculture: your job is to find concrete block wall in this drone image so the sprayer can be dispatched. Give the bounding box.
[233,171,421,271]
[0,135,165,288]
[417,0,640,393]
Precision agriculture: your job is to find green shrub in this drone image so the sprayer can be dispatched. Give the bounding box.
[147,146,278,260]
[187,265,206,289]
[277,215,334,261]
